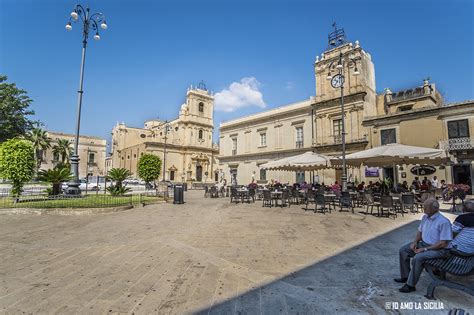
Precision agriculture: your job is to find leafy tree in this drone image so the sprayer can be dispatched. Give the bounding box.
[0,75,38,142]
[0,138,35,196]
[106,168,131,195]
[37,166,71,195]
[137,154,161,185]
[27,128,51,174]
[52,139,72,168]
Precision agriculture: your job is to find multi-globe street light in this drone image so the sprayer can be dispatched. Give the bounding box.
[326,51,360,192]
[64,4,107,195]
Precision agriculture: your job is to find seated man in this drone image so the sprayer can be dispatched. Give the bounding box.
[395,199,452,293]
[450,200,474,254]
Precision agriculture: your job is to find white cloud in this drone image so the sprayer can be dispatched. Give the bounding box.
[214,77,266,112]
[286,81,295,90]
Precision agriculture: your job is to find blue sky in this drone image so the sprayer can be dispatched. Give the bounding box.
[1,0,473,143]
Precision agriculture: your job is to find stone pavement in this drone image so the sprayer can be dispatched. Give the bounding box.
[0,191,472,314]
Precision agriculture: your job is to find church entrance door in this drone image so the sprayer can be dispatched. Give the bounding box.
[196,165,203,182]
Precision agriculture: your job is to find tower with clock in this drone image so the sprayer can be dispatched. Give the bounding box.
[313,25,378,118]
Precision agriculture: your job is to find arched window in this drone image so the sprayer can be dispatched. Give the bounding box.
[198,102,204,112]
[198,130,203,139]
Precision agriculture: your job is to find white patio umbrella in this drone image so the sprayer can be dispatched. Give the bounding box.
[260,151,332,171]
[339,143,449,167]
[334,143,450,187]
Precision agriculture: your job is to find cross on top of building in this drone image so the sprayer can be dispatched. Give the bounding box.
[328,22,347,49]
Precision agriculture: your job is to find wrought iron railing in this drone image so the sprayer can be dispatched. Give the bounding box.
[295,141,304,148]
[312,134,368,147]
[439,137,474,151]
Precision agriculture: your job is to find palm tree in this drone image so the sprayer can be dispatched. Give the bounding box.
[37,166,71,195]
[53,139,72,167]
[107,168,131,189]
[27,128,51,174]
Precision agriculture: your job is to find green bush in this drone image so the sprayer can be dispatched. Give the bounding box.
[107,168,131,189]
[0,138,35,196]
[137,154,161,185]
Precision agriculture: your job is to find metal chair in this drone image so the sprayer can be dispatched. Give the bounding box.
[262,189,272,207]
[401,193,416,215]
[339,191,354,213]
[281,190,291,207]
[380,195,397,218]
[230,187,240,203]
[305,189,315,211]
[364,192,380,215]
[204,186,210,198]
[315,193,331,214]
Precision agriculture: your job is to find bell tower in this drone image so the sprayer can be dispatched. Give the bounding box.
[313,25,377,117]
[181,81,214,128]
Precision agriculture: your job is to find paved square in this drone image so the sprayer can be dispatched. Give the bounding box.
[0,191,472,314]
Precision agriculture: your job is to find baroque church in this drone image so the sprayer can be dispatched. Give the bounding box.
[109,84,219,183]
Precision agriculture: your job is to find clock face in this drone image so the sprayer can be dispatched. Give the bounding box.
[331,74,345,88]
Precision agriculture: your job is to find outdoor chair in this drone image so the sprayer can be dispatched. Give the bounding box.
[230,187,240,203]
[281,190,291,207]
[401,193,417,214]
[364,192,381,215]
[380,195,397,218]
[219,186,225,198]
[315,193,331,214]
[305,189,315,211]
[339,191,354,213]
[291,188,300,205]
[204,186,210,198]
[241,189,252,203]
[262,189,272,207]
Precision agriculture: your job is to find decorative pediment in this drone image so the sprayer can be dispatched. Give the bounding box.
[191,152,209,161]
[168,165,177,171]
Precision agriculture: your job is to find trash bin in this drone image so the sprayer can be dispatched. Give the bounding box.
[173,185,184,204]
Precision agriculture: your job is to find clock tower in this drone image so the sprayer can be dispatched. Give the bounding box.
[313,26,377,118]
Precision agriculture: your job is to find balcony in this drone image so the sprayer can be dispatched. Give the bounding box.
[295,141,304,148]
[313,134,368,149]
[439,137,474,151]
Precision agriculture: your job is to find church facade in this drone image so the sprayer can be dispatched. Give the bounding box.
[110,85,219,183]
[218,28,474,190]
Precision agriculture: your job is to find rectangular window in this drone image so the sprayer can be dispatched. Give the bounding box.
[295,127,303,148]
[260,133,266,147]
[53,152,60,162]
[232,138,237,156]
[448,119,469,139]
[333,119,343,136]
[295,171,305,183]
[381,128,397,145]
[333,119,343,143]
[88,152,95,164]
[170,171,175,181]
[260,168,266,181]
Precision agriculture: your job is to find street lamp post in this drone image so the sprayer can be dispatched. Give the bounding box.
[159,120,172,182]
[326,52,360,192]
[64,4,107,195]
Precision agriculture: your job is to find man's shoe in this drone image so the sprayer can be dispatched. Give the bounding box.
[399,284,416,293]
[393,278,408,283]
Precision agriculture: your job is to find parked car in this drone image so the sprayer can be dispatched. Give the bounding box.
[61,179,100,191]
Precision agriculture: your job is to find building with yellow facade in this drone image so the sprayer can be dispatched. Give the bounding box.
[218,28,474,191]
[109,85,219,183]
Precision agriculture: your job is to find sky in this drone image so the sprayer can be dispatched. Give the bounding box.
[1,0,473,144]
